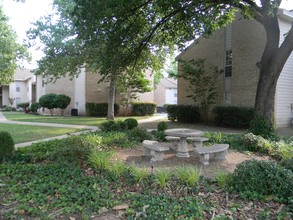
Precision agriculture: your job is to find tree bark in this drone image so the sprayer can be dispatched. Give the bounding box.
[107,73,116,120]
[254,15,293,125]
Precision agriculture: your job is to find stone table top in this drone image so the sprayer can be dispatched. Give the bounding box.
[164,128,203,138]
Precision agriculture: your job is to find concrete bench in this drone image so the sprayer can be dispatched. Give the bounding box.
[194,144,229,165]
[165,136,209,150]
[142,140,169,162]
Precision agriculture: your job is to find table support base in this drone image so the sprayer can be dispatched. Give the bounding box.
[176,151,190,158]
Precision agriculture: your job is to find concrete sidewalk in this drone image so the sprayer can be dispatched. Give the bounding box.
[0,111,7,120]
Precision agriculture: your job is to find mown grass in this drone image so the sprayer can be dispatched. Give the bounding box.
[2,112,147,126]
[0,123,82,144]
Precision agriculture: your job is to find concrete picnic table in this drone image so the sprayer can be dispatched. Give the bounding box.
[164,128,203,158]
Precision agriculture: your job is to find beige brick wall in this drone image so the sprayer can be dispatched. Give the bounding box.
[177,18,266,109]
[177,28,225,107]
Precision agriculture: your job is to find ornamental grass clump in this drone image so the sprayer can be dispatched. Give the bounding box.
[88,151,112,171]
[0,131,15,161]
[154,169,172,188]
[130,163,149,183]
[215,170,233,190]
[108,161,127,179]
[176,165,201,187]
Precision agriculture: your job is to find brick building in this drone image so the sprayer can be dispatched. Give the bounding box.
[176,9,293,128]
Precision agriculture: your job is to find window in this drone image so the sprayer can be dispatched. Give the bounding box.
[16,86,20,92]
[174,93,177,97]
[225,50,232,77]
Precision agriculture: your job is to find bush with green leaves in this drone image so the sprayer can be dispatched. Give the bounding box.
[166,105,200,123]
[241,133,272,153]
[39,93,58,115]
[99,120,126,132]
[0,131,15,161]
[280,159,293,172]
[166,104,178,121]
[249,114,276,139]
[213,106,254,129]
[127,127,152,143]
[54,94,71,116]
[29,102,41,113]
[131,102,156,116]
[124,118,138,129]
[232,160,293,203]
[86,102,119,117]
[157,121,168,131]
[16,102,30,113]
[151,130,166,141]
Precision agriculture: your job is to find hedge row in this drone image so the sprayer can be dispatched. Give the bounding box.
[213,106,254,129]
[86,103,120,117]
[131,102,156,116]
[166,105,200,123]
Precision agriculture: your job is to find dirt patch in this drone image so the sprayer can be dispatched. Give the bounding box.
[113,143,271,178]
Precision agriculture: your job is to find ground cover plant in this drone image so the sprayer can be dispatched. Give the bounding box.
[0,123,83,144]
[0,130,292,219]
[2,112,146,126]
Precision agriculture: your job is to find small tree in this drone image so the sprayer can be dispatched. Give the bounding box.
[180,59,222,122]
[116,71,151,116]
[54,94,71,116]
[39,93,57,116]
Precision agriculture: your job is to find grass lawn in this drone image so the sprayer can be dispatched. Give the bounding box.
[2,112,147,126]
[0,123,83,144]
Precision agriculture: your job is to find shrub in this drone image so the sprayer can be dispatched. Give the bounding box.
[54,94,71,116]
[249,114,276,139]
[16,102,30,113]
[166,105,200,123]
[127,127,152,143]
[0,131,15,161]
[99,120,126,132]
[241,133,273,153]
[30,102,41,113]
[280,159,293,172]
[131,102,156,116]
[213,106,254,129]
[232,160,293,203]
[39,93,58,115]
[124,118,138,130]
[151,130,166,142]
[86,103,119,117]
[157,121,168,131]
[166,104,178,121]
[177,105,200,123]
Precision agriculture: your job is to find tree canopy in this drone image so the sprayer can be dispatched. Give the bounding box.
[0,6,29,84]
[29,0,293,128]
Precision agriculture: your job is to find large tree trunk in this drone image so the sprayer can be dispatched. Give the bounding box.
[107,74,116,120]
[254,15,293,126]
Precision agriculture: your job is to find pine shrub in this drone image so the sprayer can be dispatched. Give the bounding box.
[157,121,168,131]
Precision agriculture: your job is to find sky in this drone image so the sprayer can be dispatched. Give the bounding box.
[1,0,293,68]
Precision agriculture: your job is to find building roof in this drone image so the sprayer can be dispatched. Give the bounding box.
[14,68,34,81]
[160,78,177,89]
